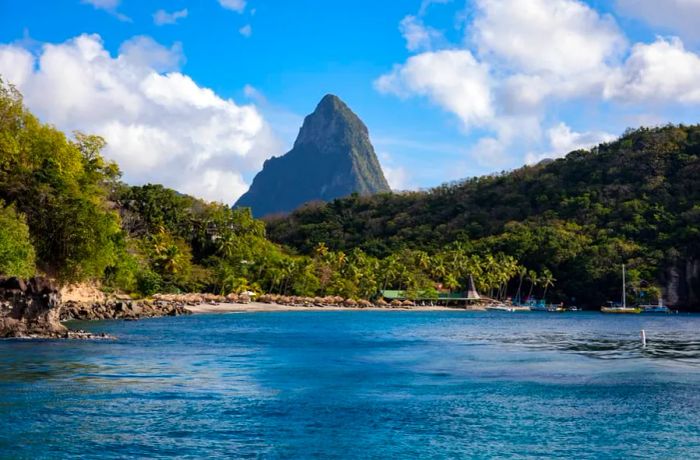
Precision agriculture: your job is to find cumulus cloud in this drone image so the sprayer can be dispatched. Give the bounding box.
[605,37,700,104]
[525,123,616,164]
[376,0,700,169]
[153,8,188,26]
[119,36,184,73]
[375,50,493,128]
[616,0,700,43]
[219,0,246,13]
[471,0,626,76]
[0,34,281,203]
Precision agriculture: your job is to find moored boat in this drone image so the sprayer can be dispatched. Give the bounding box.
[601,264,641,314]
[601,304,641,314]
[486,304,530,312]
[639,299,671,314]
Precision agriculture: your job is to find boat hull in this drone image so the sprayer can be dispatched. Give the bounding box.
[600,307,641,314]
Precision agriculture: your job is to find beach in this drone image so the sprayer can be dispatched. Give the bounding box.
[185,302,470,314]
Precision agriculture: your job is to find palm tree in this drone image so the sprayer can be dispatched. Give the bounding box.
[216,232,236,259]
[514,266,527,303]
[526,270,539,300]
[541,269,556,301]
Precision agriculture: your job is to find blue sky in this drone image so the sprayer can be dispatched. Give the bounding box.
[1,0,700,201]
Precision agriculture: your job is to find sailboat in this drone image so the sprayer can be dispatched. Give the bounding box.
[601,264,641,314]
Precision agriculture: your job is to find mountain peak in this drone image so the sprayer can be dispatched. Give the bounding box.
[318,93,344,107]
[294,94,367,149]
[234,95,390,217]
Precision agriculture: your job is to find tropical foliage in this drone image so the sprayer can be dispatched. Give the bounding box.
[0,202,35,278]
[0,78,694,307]
[267,125,700,307]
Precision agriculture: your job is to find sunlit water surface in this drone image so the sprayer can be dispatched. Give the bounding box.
[2,311,700,459]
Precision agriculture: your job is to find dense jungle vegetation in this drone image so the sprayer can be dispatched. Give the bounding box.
[1,79,697,307]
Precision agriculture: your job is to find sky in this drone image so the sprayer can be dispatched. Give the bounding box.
[1,0,700,203]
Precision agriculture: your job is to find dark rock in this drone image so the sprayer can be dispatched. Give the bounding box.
[664,257,700,309]
[0,276,66,338]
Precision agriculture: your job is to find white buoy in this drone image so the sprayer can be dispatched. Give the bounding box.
[641,329,647,348]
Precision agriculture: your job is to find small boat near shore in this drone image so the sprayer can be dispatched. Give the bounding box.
[601,304,641,314]
[639,299,671,314]
[486,304,531,312]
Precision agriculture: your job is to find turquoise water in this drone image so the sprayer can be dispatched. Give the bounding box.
[2,311,700,459]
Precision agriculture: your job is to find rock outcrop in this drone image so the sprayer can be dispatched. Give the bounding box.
[235,94,391,217]
[60,298,192,321]
[0,277,67,338]
[664,258,700,309]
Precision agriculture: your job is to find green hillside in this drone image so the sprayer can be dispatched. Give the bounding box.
[267,125,700,308]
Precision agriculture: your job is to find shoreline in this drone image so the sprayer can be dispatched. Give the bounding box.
[185,302,478,314]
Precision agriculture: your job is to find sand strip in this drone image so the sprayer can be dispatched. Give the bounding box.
[185,302,475,314]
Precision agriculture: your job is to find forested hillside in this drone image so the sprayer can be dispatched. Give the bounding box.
[2,78,698,309]
[267,125,700,308]
[0,80,519,303]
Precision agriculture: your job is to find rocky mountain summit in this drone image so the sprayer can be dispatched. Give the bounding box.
[235,94,391,217]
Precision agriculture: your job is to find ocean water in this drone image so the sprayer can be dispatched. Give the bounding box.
[2,311,700,459]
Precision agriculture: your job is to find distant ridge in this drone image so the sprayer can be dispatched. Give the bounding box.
[235,94,390,217]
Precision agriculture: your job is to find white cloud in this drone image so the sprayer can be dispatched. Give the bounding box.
[153,8,188,26]
[219,0,246,13]
[470,116,542,167]
[379,152,410,190]
[81,0,130,21]
[605,37,700,104]
[375,50,493,128]
[119,36,184,73]
[400,16,443,51]
[525,123,615,164]
[616,0,700,43]
[0,45,34,86]
[239,25,253,38]
[471,0,626,76]
[376,0,700,175]
[0,34,281,203]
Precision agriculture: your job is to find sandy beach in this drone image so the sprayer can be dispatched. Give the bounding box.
[185,302,473,314]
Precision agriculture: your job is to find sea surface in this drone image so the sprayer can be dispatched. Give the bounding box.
[2,311,700,459]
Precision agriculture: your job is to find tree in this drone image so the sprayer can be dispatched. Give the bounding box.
[526,270,539,300]
[0,202,35,278]
[0,79,122,282]
[541,268,556,301]
[514,266,527,303]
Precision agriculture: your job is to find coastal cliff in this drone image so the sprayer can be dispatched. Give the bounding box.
[0,277,66,338]
[665,258,700,309]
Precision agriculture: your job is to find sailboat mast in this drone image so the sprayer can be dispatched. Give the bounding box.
[622,264,626,309]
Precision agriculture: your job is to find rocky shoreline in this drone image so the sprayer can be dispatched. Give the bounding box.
[60,298,192,321]
[1,281,484,339]
[0,277,111,339]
